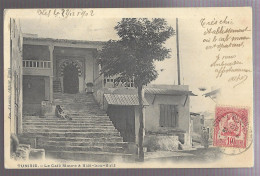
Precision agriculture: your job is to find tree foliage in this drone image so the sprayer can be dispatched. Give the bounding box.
[99,18,174,161]
[99,18,174,87]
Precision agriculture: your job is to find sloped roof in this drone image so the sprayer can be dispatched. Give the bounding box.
[190,112,200,116]
[203,89,220,97]
[144,88,197,96]
[104,94,149,106]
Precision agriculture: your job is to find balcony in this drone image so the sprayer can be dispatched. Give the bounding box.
[104,77,135,88]
[23,60,51,68]
[23,60,52,76]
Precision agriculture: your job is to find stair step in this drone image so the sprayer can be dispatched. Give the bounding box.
[22,93,131,162]
[24,125,115,130]
[23,122,113,127]
[24,115,109,119]
[42,145,125,153]
[37,141,127,147]
[23,132,120,138]
[24,116,110,119]
[67,114,107,116]
[23,118,111,122]
[23,124,114,128]
[23,128,117,133]
[69,117,109,119]
[46,150,133,162]
[23,121,113,125]
[37,136,124,142]
[67,110,106,113]
[23,125,115,129]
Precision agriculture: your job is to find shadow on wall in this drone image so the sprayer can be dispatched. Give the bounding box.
[23,76,46,115]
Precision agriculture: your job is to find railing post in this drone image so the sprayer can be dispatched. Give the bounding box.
[22,60,54,69]
[101,74,104,88]
[49,76,53,102]
[49,45,54,102]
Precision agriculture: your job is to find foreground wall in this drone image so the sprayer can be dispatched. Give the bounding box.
[10,19,23,134]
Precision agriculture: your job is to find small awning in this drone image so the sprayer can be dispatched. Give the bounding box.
[190,112,200,116]
[203,89,220,97]
[144,88,197,96]
[104,94,149,106]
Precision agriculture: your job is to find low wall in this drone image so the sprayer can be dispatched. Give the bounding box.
[144,135,179,152]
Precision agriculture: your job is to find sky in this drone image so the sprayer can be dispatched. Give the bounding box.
[20,18,203,87]
[19,17,219,112]
[6,7,251,115]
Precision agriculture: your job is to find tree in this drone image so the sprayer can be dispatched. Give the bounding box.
[99,18,174,161]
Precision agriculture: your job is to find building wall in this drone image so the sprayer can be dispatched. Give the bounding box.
[23,45,49,60]
[191,114,214,139]
[96,87,192,146]
[145,93,191,146]
[10,19,23,134]
[99,88,143,145]
[23,75,48,115]
[23,68,52,76]
[93,54,100,83]
[145,94,190,132]
[107,105,136,142]
[22,38,102,95]
[191,116,203,134]
[204,119,214,139]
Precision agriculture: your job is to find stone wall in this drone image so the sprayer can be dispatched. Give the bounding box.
[10,19,23,134]
[23,45,49,60]
[144,135,179,151]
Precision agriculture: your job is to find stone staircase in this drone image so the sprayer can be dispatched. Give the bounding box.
[53,80,62,93]
[22,93,133,162]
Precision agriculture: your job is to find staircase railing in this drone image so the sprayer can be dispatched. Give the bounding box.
[93,74,104,93]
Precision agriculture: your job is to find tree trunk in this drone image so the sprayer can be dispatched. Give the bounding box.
[137,85,144,162]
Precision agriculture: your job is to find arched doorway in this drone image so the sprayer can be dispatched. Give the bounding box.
[63,64,79,94]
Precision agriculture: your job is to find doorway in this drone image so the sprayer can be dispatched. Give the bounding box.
[23,75,45,115]
[63,64,79,94]
[107,105,135,142]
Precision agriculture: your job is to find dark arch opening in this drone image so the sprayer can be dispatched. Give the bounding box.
[63,64,79,94]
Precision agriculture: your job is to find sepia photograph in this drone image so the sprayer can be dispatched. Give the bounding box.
[4,8,253,168]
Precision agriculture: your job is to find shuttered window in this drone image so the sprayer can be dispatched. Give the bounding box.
[159,104,179,127]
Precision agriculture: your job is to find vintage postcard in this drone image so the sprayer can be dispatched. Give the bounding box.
[4,7,253,168]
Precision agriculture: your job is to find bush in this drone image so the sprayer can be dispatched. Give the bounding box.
[144,136,160,152]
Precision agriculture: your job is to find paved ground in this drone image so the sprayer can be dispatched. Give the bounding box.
[145,146,222,163]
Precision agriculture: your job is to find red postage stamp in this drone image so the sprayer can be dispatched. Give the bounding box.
[213,106,249,148]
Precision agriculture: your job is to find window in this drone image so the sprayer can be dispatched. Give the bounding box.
[159,104,179,127]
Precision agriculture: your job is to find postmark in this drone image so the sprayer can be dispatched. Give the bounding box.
[213,106,252,155]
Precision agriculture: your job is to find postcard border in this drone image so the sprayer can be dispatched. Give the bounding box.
[1,0,260,176]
